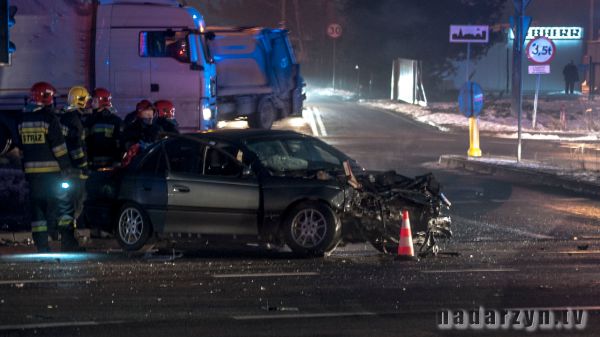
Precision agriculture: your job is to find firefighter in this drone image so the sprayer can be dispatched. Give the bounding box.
[17,82,72,253]
[85,88,123,169]
[123,105,161,151]
[154,100,179,134]
[52,86,91,247]
[123,99,152,126]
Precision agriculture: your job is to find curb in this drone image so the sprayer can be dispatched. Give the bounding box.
[438,155,600,197]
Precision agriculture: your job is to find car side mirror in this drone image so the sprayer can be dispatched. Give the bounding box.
[205,32,216,40]
[190,63,204,71]
[242,166,253,177]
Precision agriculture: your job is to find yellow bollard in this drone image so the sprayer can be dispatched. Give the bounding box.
[468,116,482,157]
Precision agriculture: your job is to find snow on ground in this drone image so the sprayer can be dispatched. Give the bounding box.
[307,87,356,101]
[465,156,600,184]
[362,96,600,140]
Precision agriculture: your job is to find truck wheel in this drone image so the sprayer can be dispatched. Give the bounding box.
[249,98,276,129]
[283,201,340,257]
[116,203,152,251]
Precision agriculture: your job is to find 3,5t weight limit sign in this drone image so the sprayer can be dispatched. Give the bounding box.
[526,37,556,64]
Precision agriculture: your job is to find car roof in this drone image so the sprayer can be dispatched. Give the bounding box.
[185,129,311,143]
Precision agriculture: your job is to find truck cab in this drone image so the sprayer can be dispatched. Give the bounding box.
[0,0,218,132]
[96,0,218,131]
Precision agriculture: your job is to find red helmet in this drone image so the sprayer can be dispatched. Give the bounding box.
[92,88,112,109]
[154,100,175,119]
[29,82,56,106]
[136,99,152,113]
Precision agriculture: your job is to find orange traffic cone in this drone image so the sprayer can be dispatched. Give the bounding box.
[396,210,417,260]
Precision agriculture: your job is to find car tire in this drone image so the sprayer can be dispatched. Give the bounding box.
[248,97,276,129]
[283,201,340,257]
[116,203,152,251]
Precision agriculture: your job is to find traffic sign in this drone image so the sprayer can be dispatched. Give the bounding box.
[458,82,484,118]
[327,23,342,39]
[528,64,550,74]
[526,37,556,64]
[449,25,489,43]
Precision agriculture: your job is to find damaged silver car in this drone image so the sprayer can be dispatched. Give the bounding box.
[84,130,452,256]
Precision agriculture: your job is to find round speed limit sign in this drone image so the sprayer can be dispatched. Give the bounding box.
[526,37,556,64]
[327,23,342,39]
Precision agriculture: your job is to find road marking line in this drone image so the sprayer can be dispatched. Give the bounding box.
[232,311,376,320]
[0,278,97,285]
[452,197,591,205]
[421,268,519,274]
[302,107,320,136]
[455,216,555,240]
[313,108,328,136]
[212,272,319,278]
[0,320,125,331]
[543,251,600,255]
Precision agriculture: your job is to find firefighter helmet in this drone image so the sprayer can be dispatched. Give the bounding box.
[92,88,112,109]
[67,86,90,109]
[136,99,152,113]
[29,82,56,106]
[154,100,175,119]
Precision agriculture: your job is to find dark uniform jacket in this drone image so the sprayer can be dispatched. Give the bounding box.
[123,119,162,150]
[84,108,123,168]
[17,105,71,175]
[123,110,138,127]
[155,118,179,135]
[57,107,88,170]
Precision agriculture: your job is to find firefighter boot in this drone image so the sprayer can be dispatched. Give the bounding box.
[32,232,50,253]
[60,228,85,252]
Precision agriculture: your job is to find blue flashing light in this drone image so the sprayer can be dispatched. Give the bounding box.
[105,59,110,65]
[185,7,205,31]
[61,182,70,189]
[0,253,104,262]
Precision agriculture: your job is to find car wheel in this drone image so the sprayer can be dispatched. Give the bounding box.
[249,97,276,129]
[283,201,340,257]
[116,203,152,251]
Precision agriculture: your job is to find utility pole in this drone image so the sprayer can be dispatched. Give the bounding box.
[280,0,286,28]
[511,0,531,162]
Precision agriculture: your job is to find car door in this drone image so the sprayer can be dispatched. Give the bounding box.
[130,145,168,233]
[164,137,260,235]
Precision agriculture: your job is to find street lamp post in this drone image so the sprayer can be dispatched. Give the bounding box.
[355,64,360,98]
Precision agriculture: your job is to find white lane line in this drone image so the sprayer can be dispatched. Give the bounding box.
[452,197,591,205]
[421,268,519,274]
[543,250,600,255]
[212,272,319,278]
[455,216,555,240]
[0,320,125,331]
[313,107,328,136]
[232,311,376,320]
[0,278,97,285]
[302,107,320,136]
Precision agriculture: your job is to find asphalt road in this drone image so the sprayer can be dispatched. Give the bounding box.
[0,96,599,337]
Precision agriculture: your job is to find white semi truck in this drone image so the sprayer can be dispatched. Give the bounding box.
[0,0,304,142]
